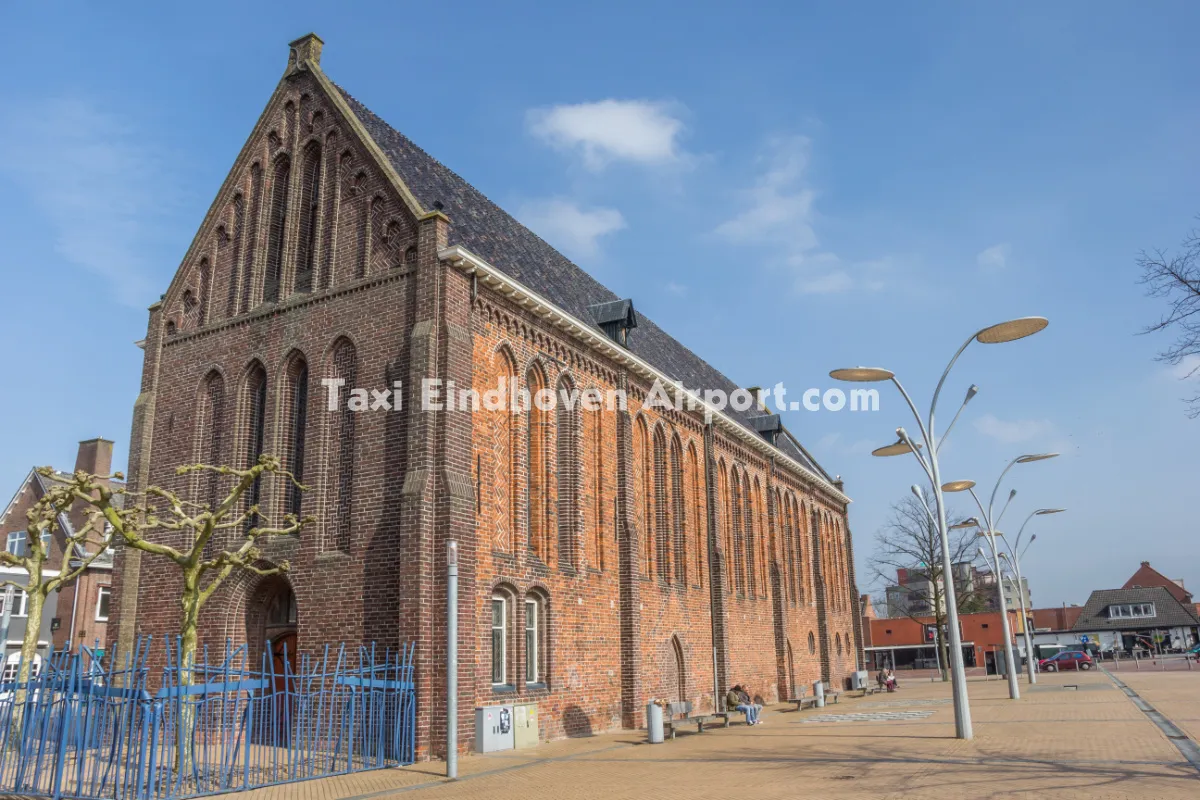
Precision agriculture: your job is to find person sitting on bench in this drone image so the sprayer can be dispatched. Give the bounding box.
[725,685,760,725]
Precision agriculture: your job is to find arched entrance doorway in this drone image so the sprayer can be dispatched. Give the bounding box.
[671,636,686,704]
[786,640,796,700]
[250,577,298,744]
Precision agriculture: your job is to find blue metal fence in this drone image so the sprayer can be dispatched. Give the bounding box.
[0,638,416,800]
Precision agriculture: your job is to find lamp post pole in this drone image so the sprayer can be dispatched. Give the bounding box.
[832,316,1049,741]
[944,455,1057,701]
[1001,509,1064,685]
[447,541,458,779]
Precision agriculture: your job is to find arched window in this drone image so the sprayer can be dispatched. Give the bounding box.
[284,355,309,517]
[489,348,517,553]
[491,590,510,686]
[633,415,650,576]
[795,497,806,603]
[687,443,702,588]
[783,492,796,604]
[744,476,757,597]
[328,339,356,552]
[226,193,245,317]
[653,425,670,583]
[319,139,341,289]
[242,362,268,531]
[835,632,842,656]
[731,470,745,596]
[240,164,263,313]
[585,401,605,570]
[263,154,291,303]
[717,460,732,596]
[555,375,579,570]
[196,371,225,510]
[808,631,816,655]
[525,591,548,685]
[672,635,686,703]
[295,141,322,294]
[670,435,686,586]
[526,366,549,561]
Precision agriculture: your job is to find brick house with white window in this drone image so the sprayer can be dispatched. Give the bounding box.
[1071,587,1200,654]
[0,438,116,669]
[107,34,862,758]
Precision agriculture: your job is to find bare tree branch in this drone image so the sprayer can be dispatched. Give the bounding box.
[1137,222,1200,416]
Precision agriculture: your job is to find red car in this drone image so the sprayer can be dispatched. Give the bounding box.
[1038,650,1094,672]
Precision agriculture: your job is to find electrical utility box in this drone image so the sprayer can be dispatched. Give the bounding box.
[850,671,869,690]
[475,705,515,753]
[513,703,540,749]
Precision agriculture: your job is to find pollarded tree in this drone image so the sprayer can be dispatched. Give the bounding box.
[0,481,112,687]
[36,455,311,676]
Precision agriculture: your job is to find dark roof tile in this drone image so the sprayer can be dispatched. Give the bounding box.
[339,88,830,482]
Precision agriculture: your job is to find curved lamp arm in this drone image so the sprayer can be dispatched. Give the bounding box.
[930,332,981,428]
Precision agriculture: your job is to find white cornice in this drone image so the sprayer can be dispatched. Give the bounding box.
[439,244,850,505]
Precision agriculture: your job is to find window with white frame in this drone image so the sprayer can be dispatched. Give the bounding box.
[491,595,507,685]
[5,530,50,558]
[1108,603,1155,619]
[95,587,112,621]
[525,598,539,684]
[4,589,30,618]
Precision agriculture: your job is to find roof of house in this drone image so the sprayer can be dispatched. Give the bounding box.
[1071,587,1200,632]
[1031,606,1083,631]
[338,89,832,484]
[1122,561,1192,603]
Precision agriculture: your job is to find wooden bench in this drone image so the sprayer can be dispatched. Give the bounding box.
[662,701,715,739]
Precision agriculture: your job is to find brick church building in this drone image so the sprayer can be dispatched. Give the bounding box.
[109,34,862,756]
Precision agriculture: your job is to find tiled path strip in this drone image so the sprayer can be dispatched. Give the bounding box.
[1102,665,1200,772]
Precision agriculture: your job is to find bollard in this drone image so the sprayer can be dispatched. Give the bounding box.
[813,680,825,708]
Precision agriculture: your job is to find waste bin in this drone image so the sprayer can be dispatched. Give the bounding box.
[813,680,825,708]
[646,703,664,744]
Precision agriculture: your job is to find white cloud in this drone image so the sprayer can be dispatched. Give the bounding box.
[517,198,626,259]
[973,413,1056,444]
[666,281,688,296]
[800,270,853,294]
[714,136,887,294]
[0,97,183,307]
[1167,354,1200,381]
[527,100,685,170]
[715,135,817,249]
[977,243,1011,272]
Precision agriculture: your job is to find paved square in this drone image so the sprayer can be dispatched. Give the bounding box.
[215,669,1199,800]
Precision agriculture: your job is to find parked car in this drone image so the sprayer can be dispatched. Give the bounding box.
[1039,650,1093,672]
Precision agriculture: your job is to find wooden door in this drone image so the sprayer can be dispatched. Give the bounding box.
[271,633,297,745]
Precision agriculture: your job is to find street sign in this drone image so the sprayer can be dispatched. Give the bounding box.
[1080,635,1089,644]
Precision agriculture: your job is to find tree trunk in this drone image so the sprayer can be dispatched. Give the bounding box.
[174,568,202,777]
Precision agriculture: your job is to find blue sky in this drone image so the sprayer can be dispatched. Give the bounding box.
[2,2,1198,608]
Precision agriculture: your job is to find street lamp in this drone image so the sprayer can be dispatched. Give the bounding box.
[831,316,1049,740]
[942,453,1058,700]
[999,509,1065,684]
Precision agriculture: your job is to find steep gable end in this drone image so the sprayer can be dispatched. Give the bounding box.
[158,35,427,337]
[1121,561,1192,603]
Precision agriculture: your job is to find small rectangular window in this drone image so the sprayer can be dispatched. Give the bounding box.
[95,587,112,621]
[6,589,30,618]
[491,597,506,685]
[525,599,539,684]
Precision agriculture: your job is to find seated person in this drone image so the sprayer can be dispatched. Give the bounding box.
[725,684,760,725]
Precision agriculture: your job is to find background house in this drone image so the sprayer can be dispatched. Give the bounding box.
[0,438,116,672]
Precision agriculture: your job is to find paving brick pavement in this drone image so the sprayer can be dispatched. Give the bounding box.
[214,671,1199,800]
